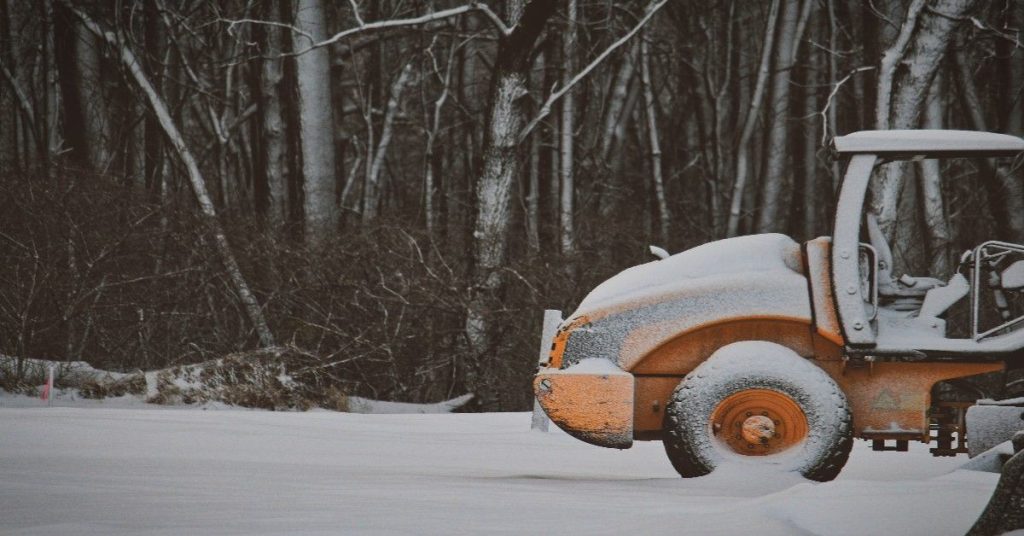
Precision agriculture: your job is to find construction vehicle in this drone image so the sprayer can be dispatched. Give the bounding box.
[533,130,1024,481]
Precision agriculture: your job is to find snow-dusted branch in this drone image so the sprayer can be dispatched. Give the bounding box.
[518,0,669,143]
[225,2,510,59]
[347,0,365,27]
[226,18,313,43]
[819,66,876,146]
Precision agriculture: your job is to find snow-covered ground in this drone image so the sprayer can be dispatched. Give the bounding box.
[0,402,998,535]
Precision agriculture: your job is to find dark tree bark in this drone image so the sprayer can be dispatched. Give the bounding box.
[464,0,557,410]
[253,0,288,229]
[953,42,1024,243]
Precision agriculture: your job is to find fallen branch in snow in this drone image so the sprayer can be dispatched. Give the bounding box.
[0,353,473,414]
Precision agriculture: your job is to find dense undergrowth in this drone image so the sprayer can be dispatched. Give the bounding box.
[0,170,658,410]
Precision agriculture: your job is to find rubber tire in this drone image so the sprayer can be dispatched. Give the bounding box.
[663,341,853,482]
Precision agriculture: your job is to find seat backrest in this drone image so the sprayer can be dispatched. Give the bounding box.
[866,213,894,286]
[1001,260,1024,290]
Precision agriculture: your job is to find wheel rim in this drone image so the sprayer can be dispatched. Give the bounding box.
[709,389,808,456]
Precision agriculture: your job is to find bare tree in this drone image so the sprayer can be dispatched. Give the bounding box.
[755,0,811,234]
[558,0,577,255]
[65,2,275,348]
[293,0,338,243]
[919,74,951,275]
[640,26,669,246]
[597,44,638,219]
[727,0,779,237]
[255,0,288,229]
[423,39,458,238]
[464,0,557,409]
[364,63,413,222]
[869,0,978,241]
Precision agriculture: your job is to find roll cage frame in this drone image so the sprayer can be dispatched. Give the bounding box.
[830,130,1024,358]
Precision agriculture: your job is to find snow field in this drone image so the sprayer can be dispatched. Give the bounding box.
[0,407,997,535]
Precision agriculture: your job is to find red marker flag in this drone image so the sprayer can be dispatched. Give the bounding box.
[40,364,54,404]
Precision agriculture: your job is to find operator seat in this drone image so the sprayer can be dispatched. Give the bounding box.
[865,213,945,310]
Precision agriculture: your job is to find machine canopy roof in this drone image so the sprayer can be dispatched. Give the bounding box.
[832,130,1024,158]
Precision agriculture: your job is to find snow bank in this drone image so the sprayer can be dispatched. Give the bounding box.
[0,407,995,535]
[0,353,472,414]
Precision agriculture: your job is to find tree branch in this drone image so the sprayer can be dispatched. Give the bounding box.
[820,66,876,146]
[225,2,511,59]
[518,0,669,143]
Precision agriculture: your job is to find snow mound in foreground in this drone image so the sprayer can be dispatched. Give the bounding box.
[0,409,995,536]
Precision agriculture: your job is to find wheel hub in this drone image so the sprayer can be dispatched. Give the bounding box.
[741,414,775,444]
[710,389,808,456]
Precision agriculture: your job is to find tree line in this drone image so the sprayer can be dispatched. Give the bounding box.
[1,0,1022,410]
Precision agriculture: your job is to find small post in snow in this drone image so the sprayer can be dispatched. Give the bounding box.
[531,309,562,432]
[47,364,54,406]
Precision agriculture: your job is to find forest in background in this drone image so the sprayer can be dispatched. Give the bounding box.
[1,0,1023,410]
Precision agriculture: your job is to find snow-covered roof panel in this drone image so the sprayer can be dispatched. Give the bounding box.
[833,130,1024,157]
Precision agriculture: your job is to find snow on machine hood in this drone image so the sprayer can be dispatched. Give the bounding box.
[576,233,804,313]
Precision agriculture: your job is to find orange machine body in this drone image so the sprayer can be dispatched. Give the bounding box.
[533,235,1001,449]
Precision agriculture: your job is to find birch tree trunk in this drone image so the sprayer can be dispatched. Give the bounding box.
[558,0,577,255]
[801,49,819,241]
[464,0,557,410]
[256,0,288,229]
[825,0,841,192]
[600,46,637,162]
[293,0,338,244]
[66,3,276,348]
[525,49,545,254]
[142,0,163,193]
[755,0,802,233]
[727,0,778,238]
[526,127,541,253]
[0,0,13,171]
[640,31,669,246]
[919,74,951,275]
[364,63,413,222]
[1006,1,1024,136]
[73,17,112,173]
[54,3,111,173]
[597,47,638,219]
[424,42,455,239]
[869,0,977,242]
